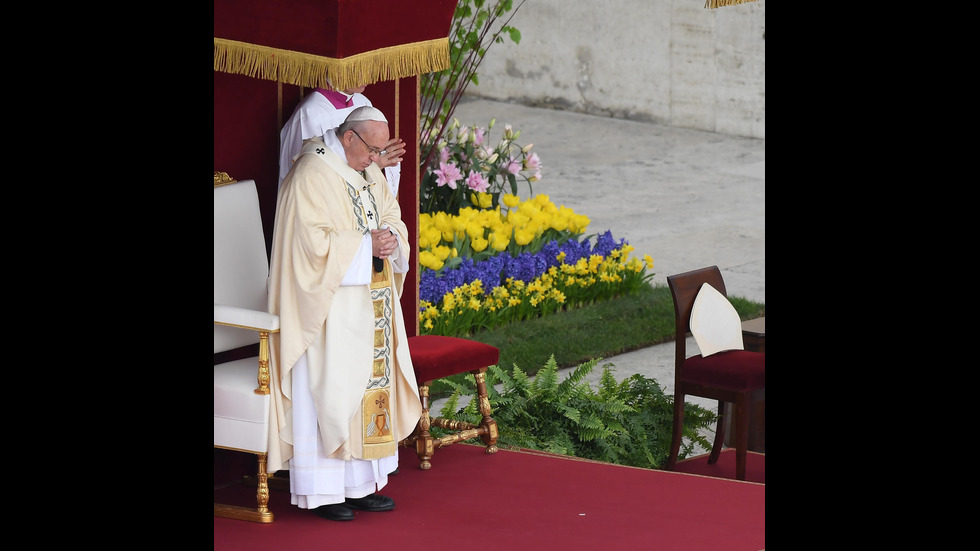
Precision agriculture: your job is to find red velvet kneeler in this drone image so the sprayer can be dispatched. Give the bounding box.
[402,335,500,469]
[407,335,499,383]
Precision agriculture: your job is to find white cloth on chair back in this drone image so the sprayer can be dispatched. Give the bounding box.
[689,282,744,357]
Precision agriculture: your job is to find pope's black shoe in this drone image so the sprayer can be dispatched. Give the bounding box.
[314,503,355,521]
[345,493,395,512]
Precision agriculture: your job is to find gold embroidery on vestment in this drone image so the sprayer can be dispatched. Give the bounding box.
[370,258,391,289]
[361,388,395,458]
[359,267,397,459]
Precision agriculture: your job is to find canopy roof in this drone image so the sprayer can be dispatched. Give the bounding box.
[214,0,456,91]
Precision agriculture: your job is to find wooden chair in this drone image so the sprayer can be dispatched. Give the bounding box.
[665,266,765,481]
[214,177,280,522]
[401,335,501,469]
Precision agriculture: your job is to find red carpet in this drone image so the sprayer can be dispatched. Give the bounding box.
[215,444,764,550]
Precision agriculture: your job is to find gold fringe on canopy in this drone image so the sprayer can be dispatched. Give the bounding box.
[214,37,451,91]
[705,0,759,8]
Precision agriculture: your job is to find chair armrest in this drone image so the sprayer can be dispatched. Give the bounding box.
[214,304,280,333]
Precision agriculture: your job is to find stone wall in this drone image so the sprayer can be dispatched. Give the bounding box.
[460,0,765,139]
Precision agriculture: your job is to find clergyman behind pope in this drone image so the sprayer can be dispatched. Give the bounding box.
[266,105,422,520]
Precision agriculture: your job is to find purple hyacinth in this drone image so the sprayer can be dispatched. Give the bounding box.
[418,230,629,304]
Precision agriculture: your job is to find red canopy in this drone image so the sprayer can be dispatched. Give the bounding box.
[214,0,455,91]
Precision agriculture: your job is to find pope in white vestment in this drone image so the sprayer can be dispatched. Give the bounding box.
[266,106,422,518]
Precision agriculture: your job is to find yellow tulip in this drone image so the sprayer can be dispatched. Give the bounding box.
[476,192,493,209]
[489,231,510,252]
[471,236,489,252]
[466,221,484,241]
[419,250,444,271]
[550,214,569,232]
[433,245,451,261]
[507,210,531,227]
[514,227,535,246]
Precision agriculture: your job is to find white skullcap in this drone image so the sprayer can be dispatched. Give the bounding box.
[346,106,388,124]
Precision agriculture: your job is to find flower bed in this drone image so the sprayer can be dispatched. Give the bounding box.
[418,197,654,336]
[417,120,654,337]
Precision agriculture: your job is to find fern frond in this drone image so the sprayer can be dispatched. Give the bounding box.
[559,404,581,424]
[555,357,598,397]
[437,391,462,417]
[528,355,559,398]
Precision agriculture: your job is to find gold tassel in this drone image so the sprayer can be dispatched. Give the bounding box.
[214,37,450,90]
[705,0,759,8]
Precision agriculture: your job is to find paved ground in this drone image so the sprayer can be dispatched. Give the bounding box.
[437,98,765,445]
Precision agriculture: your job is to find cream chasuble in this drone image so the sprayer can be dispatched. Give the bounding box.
[266,135,422,475]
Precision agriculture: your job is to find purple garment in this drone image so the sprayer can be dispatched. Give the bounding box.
[316,89,353,109]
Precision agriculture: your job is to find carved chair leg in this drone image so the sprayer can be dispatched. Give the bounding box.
[733,393,750,481]
[665,393,685,470]
[708,401,726,464]
[472,370,499,454]
[414,383,434,470]
[255,454,272,516]
[213,452,274,523]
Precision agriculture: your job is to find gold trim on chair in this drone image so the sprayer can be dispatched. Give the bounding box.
[213,453,274,523]
[214,171,237,187]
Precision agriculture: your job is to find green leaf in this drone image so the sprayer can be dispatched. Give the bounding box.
[441,256,463,271]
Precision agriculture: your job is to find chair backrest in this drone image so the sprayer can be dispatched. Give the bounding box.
[214,179,270,354]
[666,265,727,370]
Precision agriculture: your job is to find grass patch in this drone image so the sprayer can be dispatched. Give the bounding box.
[428,283,765,398]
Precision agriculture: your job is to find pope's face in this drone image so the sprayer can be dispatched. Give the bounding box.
[344,121,389,171]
